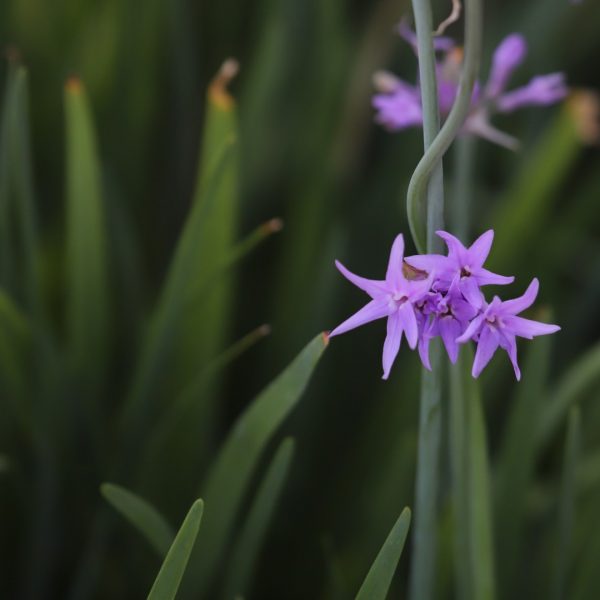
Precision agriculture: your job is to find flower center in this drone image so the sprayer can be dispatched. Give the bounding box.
[391,292,408,308]
[460,266,472,278]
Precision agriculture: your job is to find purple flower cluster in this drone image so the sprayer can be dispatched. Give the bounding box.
[329,230,560,380]
[372,22,568,149]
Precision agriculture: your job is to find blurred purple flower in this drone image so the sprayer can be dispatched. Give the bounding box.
[372,25,568,149]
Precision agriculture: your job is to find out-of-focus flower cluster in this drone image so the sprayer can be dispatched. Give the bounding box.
[372,22,568,149]
[330,230,560,380]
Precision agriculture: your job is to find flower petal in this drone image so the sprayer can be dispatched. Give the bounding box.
[472,326,500,378]
[335,260,387,299]
[404,253,448,276]
[373,87,423,131]
[386,234,405,289]
[398,302,419,349]
[486,34,528,99]
[498,332,521,381]
[468,229,494,267]
[436,230,468,263]
[496,73,568,113]
[501,278,539,315]
[382,312,403,379]
[504,315,561,339]
[457,313,485,344]
[474,267,515,286]
[459,276,485,310]
[439,316,461,363]
[330,299,390,338]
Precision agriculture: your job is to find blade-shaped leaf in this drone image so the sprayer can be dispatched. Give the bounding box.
[552,406,581,600]
[64,78,109,380]
[355,507,411,600]
[181,333,328,596]
[100,483,174,557]
[223,437,295,600]
[449,347,496,600]
[147,499,204,600]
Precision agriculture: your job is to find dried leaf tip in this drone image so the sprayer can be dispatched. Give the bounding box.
[322,331,331,346]
[568,90,600,145]
[65,76,83,93]
[434,0,462,36]
[258,324,272,336]
[263,218,284,233]
[209,58,240,110]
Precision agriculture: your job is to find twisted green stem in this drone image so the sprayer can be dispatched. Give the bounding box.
[407,0,483,254]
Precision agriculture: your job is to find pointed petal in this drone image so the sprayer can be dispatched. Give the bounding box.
[468,229,495,267]
[486,34,527,98]
[439,316,461,363]
[418,334,432,370]
[404,253,448,276]
[330,300,390,338]
[398,302,418,349]
[457,314,485,344]
[436,230,467,262]
[472,327,500,378]
[460,276,485,310]
[498,332,521,381]
[504,315,561,339]
[474,267,515,286]
[386,234,405,289]
[335,260,387,299]
[463,110,521,150]
[382,312,402,379]
[496,73,568,113]
[501,278,539,315]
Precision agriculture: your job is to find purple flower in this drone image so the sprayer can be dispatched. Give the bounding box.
[457,278,560,380]
[330,229,560,381]
[329,234,431,379]
[405,229,513,307]
[372,26,568,149]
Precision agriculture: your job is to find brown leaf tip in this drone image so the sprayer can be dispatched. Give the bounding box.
[65,76,83,93]
[568,90,600,145]
[258,324,272,336]
[209,58,240,110]
[264,218,284,233]
[322,331,330,346]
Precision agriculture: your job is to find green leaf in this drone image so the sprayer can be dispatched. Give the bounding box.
[147,498,204,600]
[64,78,110,379]
[537,339,600,452]
[494,328,552,595]
[488,107,581,271]
[223,437,295,600]
[449,347,496,600]
[0,64,42,319]
[355,507,411,600]
[181,333,328,596]
[552,407,581,600]
[100,483,174,557]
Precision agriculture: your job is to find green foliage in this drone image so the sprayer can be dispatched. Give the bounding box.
[147,499,204,600]
[101,483,174,557]
[356,507,411,600]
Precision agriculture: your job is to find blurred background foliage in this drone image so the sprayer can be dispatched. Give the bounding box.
[1,0,600,598]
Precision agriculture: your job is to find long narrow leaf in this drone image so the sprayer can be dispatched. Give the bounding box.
[147,499,204,600]
[223,437,295,599]
[355,507,411,600]
[450,347,495,600]
[182,333,328,596]
[64,78,109,380]
[101,483,174,557]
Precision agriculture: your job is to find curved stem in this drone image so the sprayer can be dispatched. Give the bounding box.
[407,0,483,254]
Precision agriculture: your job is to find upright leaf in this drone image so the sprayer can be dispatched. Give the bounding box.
[450,347,495,600]
[552,407,581,600]
[101,483,174,557]
[182,333,328,596]
[64,78,109,380]
[223,437,295,600]
[355,507,411,600]
[147,499,204,600]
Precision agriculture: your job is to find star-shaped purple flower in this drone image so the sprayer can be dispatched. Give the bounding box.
[329,234,431,379]
[405,229,513,308]
[372,25,568,149]
[456,278,560,380]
